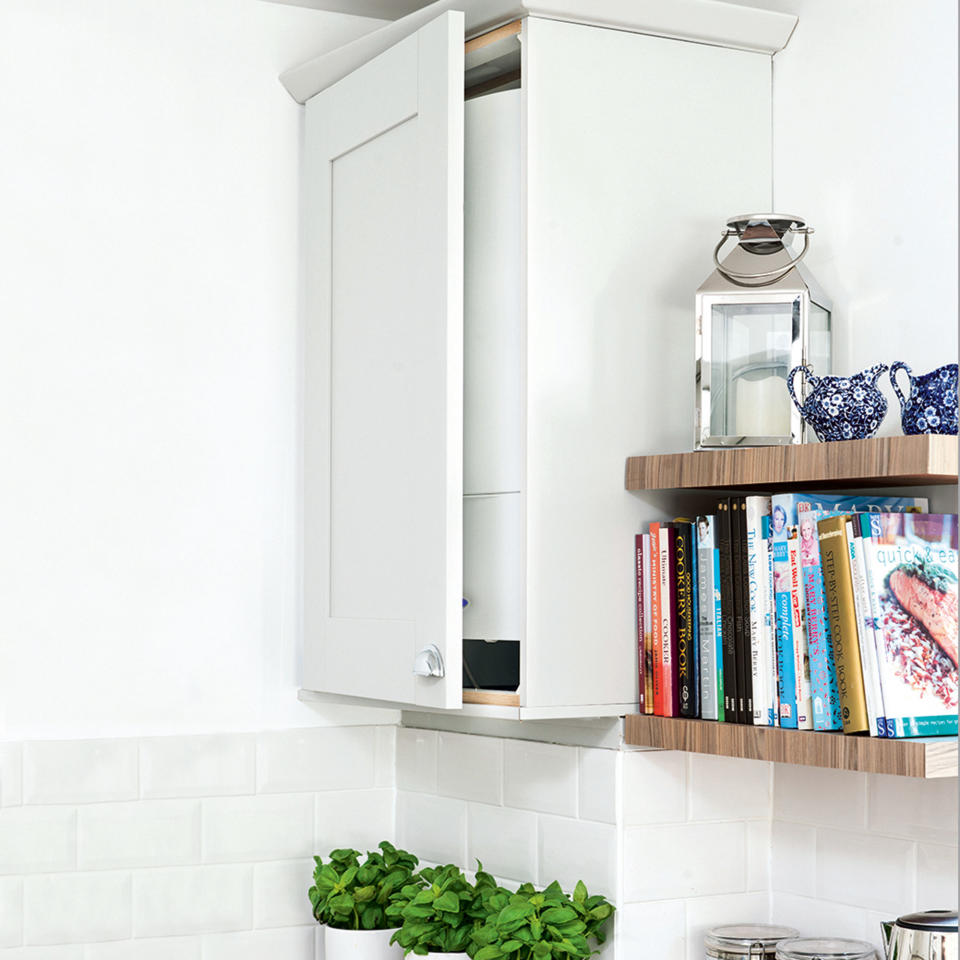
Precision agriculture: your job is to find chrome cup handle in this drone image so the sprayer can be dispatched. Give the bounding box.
[788,364,813,415]
[713,229,812,284]
[889,361,913,409]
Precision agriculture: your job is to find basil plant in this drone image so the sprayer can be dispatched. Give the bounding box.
[309,842,420,931]
[387,863,505,956]
[470,880,615,960]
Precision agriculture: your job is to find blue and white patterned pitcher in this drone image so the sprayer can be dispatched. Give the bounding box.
[888,362,959,435]
[788,363,889,442]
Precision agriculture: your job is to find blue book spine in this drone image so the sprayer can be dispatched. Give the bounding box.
[713,542,725,722]
[772,536,798,728]
[802,560,843,730]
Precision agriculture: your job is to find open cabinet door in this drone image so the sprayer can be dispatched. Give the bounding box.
[303,11,464,709]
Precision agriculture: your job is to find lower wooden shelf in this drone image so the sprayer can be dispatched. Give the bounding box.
[624,714,958,778]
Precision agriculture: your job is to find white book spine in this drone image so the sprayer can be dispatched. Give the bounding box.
[787,534,813,729]
[848,520,886,737]
[746,496,771,725]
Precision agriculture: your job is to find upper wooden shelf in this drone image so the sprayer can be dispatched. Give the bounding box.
[625,435,958,492]
[624,714,958,778]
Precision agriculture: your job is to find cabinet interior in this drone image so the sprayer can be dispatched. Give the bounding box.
[465,20,522,100]
[462,20,524,699]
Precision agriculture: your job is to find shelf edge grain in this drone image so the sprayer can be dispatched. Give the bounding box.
[625,435,958,491]
[624,715,958,778]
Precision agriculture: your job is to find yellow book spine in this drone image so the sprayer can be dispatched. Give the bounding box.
[818,516,869,734]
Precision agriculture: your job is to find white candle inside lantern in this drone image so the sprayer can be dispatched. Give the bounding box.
[734,374,791,437]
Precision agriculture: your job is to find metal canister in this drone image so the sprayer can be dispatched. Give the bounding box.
[706,923,801,960]
[775,938,878,960]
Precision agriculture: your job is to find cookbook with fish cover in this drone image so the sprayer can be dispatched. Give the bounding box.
[859,512,959,737]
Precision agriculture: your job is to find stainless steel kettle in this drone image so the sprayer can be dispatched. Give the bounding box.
[881,910,957,960]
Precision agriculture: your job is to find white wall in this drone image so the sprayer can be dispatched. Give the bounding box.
[0,0,393,740]
[741,0,958,417]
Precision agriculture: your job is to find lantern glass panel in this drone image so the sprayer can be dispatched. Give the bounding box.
[709,298,798,439]
[808,300,831,376]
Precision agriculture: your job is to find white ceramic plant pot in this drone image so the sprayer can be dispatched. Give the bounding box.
[324,926,404,960]
[425,952,470,960]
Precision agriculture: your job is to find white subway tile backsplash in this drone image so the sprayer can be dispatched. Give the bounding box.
[868,773,959,845]
[538,816,616,898]
[0,746,22,808]
[78,800,199,870]
[395,730,438,794]
[0,808,76,875]
[0,878,22,947]
[466,803,536,884]
[132,865,253,938]
[773,764,867,831]
[83,937,201,960]
[254,860,315,929]
[202,794,314,864]
[23,872,131,945]
[578,749,617,824]
[618,900,685,960]
[139,735,255,799]
[771,892,868,942]
[917,842,959,907]
[770,820,816,896]
[0,947,83,958]
[503,741,577,817]
[23,741,137,805]
[396,792,465,867]
[688,756,771,821]
[375,726,397,788]
[314,789,394,856]
[746,819,770,893]
[437,734,501,805]
[257,728,376,794]
[621,750,686,825]
[201,926,314,960]
[684,892,768,960]
[624,821,746,902]
[815,827,915,914]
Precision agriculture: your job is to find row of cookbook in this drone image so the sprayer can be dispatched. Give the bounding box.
[633,494,959,737]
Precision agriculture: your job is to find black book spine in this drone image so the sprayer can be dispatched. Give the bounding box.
[735,496,754,724]
[716,500,739,722]
[729,499,745,723]
[671,522,696,718]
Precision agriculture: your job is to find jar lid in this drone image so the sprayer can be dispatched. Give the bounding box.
[896,910,957,932]
[775,937,878,960]
[705,924,801,958]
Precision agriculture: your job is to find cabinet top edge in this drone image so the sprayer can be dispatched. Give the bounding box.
[279,0,797,103]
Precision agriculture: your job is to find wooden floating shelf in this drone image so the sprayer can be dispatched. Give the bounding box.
[625,435,958,492]
[462,689,520,707]
[624,714,958,778]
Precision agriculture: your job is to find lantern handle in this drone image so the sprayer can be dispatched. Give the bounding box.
[713,228,812,284]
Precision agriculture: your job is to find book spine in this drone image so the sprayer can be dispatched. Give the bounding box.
[733,499,752,723]
[745,497,771,725]
[773,527,797,729]
[856,515,891,736]
[689,524,701,719]
[635,534,645,714]
[660,525,679,717]
[818,516,869,734]
[649,522,662,716]
[848,520,886,737]
[696,518,717,720]
[788,533,813,729]
[642,533,654,715]
[714,538,726,723]
[801,548,843,731]
[717,500,738,722]
[764,514,779,726]
[673,523,696,717]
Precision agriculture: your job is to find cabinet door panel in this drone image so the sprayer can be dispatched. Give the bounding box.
[303,11,464,709]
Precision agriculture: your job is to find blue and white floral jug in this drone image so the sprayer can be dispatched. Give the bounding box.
[888,362,959,435]
[787,363,889,442]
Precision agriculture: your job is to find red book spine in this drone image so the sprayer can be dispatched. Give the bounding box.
[649,522,663,715]
[662,525,680,717]
[635,534,645,714]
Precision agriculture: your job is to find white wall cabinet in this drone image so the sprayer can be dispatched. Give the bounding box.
[295,4,785,717]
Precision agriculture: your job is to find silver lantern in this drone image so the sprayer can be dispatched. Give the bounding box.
[695,214,832,448]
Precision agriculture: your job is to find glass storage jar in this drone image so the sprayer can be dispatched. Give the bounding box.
[776,938,878,960]
[705,923,800,959]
